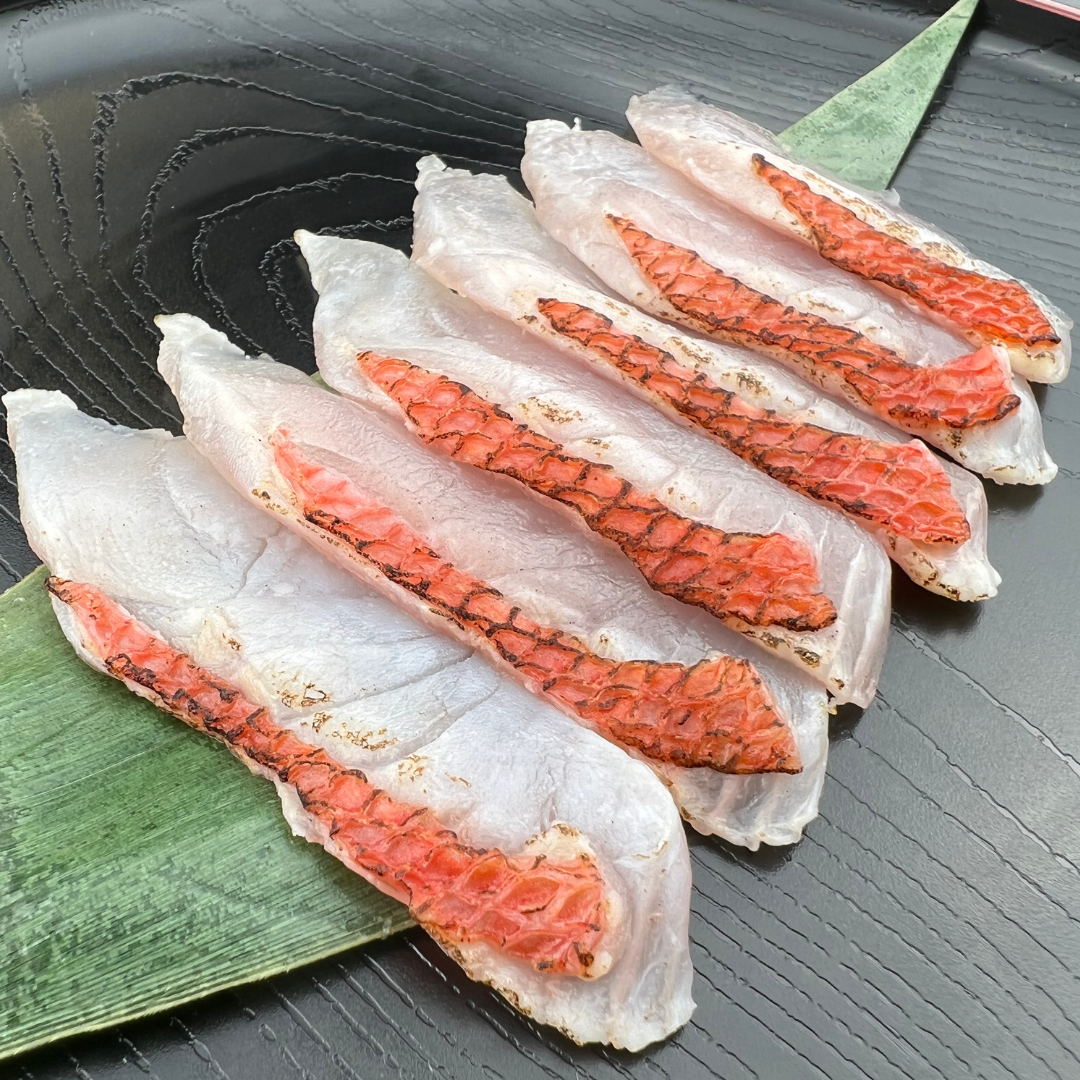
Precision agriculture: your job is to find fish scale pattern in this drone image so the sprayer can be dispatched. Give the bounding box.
[357,351,836,630]
[268,429,802,774]
[536,299,971,547]
[608,215,1022,432]
[752,155,1060,351]
[47,577,609,977]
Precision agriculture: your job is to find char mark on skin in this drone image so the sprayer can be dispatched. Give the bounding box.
[536,299,971,548]
[751,155,1060,352]
[356,350,836,631]
[606,215,1022,432]
[267,431,803,774]
[47,575,609,977]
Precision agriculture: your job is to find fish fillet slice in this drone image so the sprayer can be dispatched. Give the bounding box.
[535,300,970,547]
[155,314,833,847]
[404,163,998,601]
[300,231,891,697]
[5,388,694,1048]
[627,87,1072,384]
[270,426,801,774]
[51,576,608,977]
[608,213,1021,431]
[520,118,1056,486]
[357,352,836,632]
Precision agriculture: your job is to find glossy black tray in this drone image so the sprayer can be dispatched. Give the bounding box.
[2,1,1078,1077]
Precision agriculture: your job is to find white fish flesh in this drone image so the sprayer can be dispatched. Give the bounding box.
[407,158,1000,603]
[521,118,1056,487]
[5,387,694,1050]
[628,86,1072,385]
[155,313,833,848]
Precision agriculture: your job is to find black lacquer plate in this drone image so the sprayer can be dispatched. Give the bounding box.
[2,1,1078,1077]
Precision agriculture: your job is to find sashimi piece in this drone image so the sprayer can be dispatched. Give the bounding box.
[355,353,837,633]
[155,314,834,847]
[298,232,892,696]
[521,119,1056,486]
[627,87,1072,385]
[271,426,801,774]
[403,165,999,600]
[51,577,609,976]
[6,388,695,1048]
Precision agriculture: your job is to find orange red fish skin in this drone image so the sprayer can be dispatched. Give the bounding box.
[358,351,836,631]
[48,576,607,977]
[536,300,971,548]
[268,430,802,774]
[607,215,1021,433]
[752,155,1060,352]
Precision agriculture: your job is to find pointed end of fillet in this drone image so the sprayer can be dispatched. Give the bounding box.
[622,655,804,775]
[2,387,77,429]
[721,660,804,775]
[294,229,346,293]
[701,657,802,775]
[719,719,803,775]
[787,592,838,634]
[415,154,449,191]
[708,533,837,633]
[524,118,573,153]
[154,313,246,392]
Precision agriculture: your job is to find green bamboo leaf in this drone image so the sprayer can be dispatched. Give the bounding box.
[0,565,414,1062]
[778,0,979,189]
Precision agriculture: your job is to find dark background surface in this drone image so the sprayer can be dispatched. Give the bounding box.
[1,1,1078,1077]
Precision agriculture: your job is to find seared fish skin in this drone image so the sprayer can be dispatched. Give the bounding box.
[627,87,1071,385]
[406,163,998,602]
[521,118,1056,487]
[5,388,694,1049]
[156,313,833,848]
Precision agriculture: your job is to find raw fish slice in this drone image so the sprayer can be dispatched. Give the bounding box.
[627,87,1072,384]
[521,119,1056,486]
[6,389,694,1048]
[299,232,892,698]
[404,166,998,600]
[52,577,610,977]
[271,427,801,775]
[155,315,833,846]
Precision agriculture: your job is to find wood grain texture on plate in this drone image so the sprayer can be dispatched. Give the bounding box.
[0,0,1077,1078]
[0,566,412,1061]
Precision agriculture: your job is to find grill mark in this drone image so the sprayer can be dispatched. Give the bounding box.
[535,300,971,548]
[357,350,836,628]
[47,576,608,977]
[752,155,1060,352]
[268,429,802,775]
[607,215,1021,433]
